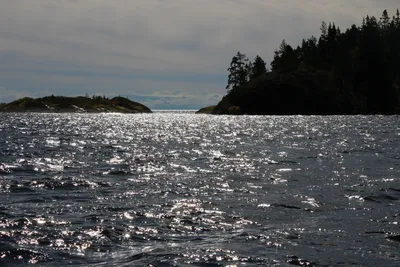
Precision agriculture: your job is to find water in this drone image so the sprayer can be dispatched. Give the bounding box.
[0,111,399,266]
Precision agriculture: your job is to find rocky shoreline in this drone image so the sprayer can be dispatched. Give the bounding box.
[0,96,152,114]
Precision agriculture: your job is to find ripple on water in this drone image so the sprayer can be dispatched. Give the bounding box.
[0,113,399,266]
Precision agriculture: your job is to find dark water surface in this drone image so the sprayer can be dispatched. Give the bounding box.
[0,112,399,266]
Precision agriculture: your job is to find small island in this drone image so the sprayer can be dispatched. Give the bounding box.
[0,95,152,113]
[198,9,400,115]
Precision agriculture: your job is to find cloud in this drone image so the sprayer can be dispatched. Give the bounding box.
[0,87,31,103]
[0,0,398,108]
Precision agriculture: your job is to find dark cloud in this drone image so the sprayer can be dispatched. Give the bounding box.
[0,0,398,108]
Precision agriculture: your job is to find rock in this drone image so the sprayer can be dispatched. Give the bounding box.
[228,105,242,115]
[196,105,216,114]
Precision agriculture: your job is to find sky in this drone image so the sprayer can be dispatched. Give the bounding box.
[0,0,399,109]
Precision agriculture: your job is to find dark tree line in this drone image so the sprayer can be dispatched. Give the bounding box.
[226,52,267,91]
[226,9,400,114]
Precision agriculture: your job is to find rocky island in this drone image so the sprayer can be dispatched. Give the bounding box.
[198,9,400,115]
[0,95,152,113]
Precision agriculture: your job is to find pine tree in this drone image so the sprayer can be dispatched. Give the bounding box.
[380,9,391,29]
[226,51,249,91]
[271,40,287,71]
[245,61,253,81]
[320,21,328,39]
[299,36,318,68]
[250,55,267,79]
[394,9,400,28]
[271,40,299,72]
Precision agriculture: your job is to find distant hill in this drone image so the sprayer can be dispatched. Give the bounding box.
[0,95,152,113]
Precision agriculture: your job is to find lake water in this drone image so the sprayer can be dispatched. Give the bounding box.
[0,112,399,266]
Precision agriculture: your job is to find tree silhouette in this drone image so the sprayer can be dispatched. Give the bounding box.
[250,55,267,79]
[271,40,299,72]
[226,51,249,91]
[222,8,400,114]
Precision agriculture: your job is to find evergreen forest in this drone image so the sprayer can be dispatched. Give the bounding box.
[214,9,400,115]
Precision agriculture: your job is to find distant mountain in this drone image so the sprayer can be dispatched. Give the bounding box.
[0,95,152,113]
[127,93,221,110]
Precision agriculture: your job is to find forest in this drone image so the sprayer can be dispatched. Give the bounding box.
[218,9,400,115]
